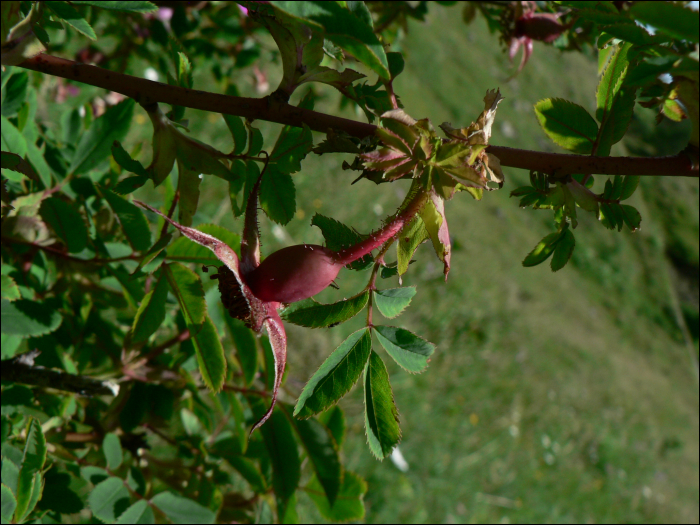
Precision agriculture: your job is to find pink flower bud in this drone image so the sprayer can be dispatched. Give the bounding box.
[245,244,342,303]
[515,13,566,43]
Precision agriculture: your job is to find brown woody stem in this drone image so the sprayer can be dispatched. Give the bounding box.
[18,54,698,178]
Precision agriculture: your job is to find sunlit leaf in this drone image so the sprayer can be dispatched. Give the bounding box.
[88,477,130,523]
[295,328,371,418]
[101,188,151,252]
[15,419,46,521]
[293,417,341,505]
[621,204,641,231]
[306,471,367,522]
[40,196,88,253]
[280,292,369,328]
[150,491,216,524]
[629,2,699,43]
[397,215,429,276]
[373,287,416,319]
[223,315,257,386]
[271,1,390,81]
[71,1,157,13]
[550,229,575,272]
[311,214,372,270]
[260,166,295,224]
[373,325,435,373]
[534,98,598,154]
[1,299,62,337]
[522,231,563,267]
[46,2,97,40]
[364,351,400,459]
[115,500,154,524]
[70,99,134,176]
[102,433,123,470]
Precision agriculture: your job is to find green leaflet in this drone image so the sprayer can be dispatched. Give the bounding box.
[112,140,150,178]
[271,1,390,81]
[223,315,258,387]
[223,115,247,155]
[621,204,642,231]
[373,287,416,319]
[1,274,20,302]
[317,405,346,448]
[305,471,367,522]
[280,291,369,328]
[115,500,154,524]
[190,315,226,392]
[270,123,313,175]
[419,194,450,276]
[596,42,632,124]
[88,477,130,523]
[620,175,640,201]
[373,325,435,373]
[133,233,172,275]
[14,419,46,522]
[534,98,598,154]
[102,433,123,470]
[251,401,300,519]
[70,99,134,176]
[45,1,97,40]
[150,491,216,524]
[629,2,699,44]
[101,188,152,252]
[259,166,296,224]
[223,455,266,493]
[2,71,29,118]
[71,1,158,13]
[364,350,400,459]
[1,115,28,158]
[104,264,145,310]
[40,196,88,254]
[176,165,202,227]
[596,46,637,159]
[1,484,16,523]
[163,262,206,331]
[397,215,429,276]
[522,231,563,268]
[311,214,372,270]
[293,417,341,506]
[294,328,371,418]
[550,229,576,272]
[1,298,62,337]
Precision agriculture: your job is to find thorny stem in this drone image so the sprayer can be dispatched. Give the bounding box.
[363,202,414,328]
[334,190,429,265]
[18,54,698,178]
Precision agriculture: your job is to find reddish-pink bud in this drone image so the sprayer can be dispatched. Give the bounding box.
[515,13,565,43]
[245,244,342,303]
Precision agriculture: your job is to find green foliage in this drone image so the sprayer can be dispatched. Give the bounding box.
[363,350,401,459]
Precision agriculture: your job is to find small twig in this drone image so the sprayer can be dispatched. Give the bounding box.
[1,351,120,396]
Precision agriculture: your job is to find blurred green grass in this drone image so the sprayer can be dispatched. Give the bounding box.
[120,5,699,523]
